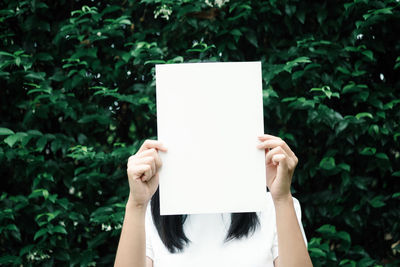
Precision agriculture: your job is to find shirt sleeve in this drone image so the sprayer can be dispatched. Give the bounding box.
[271,197,308,261]
[145,204,155,260]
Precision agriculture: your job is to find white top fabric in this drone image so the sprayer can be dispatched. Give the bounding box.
[145,192,307,267]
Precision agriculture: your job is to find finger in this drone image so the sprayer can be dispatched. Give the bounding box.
[267,148,297,171]
[272,154,287,165]
[128,149,162,180]
[257,139,295,159]
[273,154,291,180]
[141,164,153,181]
[135,157,156,176]
[138,139,168,153]
[257,136,296,158]
[127,164,152,181]
[138,148,162,169]
[147,172,160,190]
[153,150,162,169]
[136,148,156,157]
[127,155,135,166]
[259,137,299,167]
[258,134,279,140]
[265,146,290,166]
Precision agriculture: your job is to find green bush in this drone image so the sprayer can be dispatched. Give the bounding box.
[1,0,399,266]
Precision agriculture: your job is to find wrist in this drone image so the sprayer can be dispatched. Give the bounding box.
[272,193,293,206]
[126,193,148,213]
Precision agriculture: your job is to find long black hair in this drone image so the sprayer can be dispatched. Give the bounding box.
[150,188,260,253]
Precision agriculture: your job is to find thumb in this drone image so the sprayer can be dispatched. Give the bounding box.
[147,172,160,191]
[272,154,288,179]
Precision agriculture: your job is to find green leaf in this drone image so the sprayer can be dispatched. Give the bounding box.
[319,157,336,170]
[263,88,279,99]
[19,244,35,257]
[285,57,311,72]
[15,57,21,66]
[395,57,400,69]
[4,224,18,232]
[368,124,379,135]
[118,19,132,25]
[291,57,311,64]
[316,224,336,235]
[384,99,400,110]
[310,86,336,99]
[363,7,393,20]
[342,82,367,94]
[355,112,373,120]
[144,60,166,65]
[362,50,374,60]
[375,152,389,160]
[0,127,14,136]
[360,147,376,156]
[281,97,297,102]
[29,189,49,199]
[3,134,19,147]
[392,192,400,198]
[338,163,351,172]
[36,136,47,152]
[245,30,258,48]
[337,231,351,243]
[339,259,356,267]
[25,72,46,81]
[230,29,242,37]
[53,225,67,235]
[0,51,14,57]
[0,255,21,265]
[369,196,385,208]
[308,247,327,257]
[43,189,49,199]
[296,9,306,24]
[34,228,48,241]
[167,56,184,64]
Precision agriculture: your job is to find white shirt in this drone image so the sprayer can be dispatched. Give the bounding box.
[145,192,307,267]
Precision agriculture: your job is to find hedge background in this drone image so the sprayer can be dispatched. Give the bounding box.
[1,0,399,266]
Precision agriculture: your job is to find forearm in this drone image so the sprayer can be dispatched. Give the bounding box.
[114,195,147,267]
[274,195,313,267]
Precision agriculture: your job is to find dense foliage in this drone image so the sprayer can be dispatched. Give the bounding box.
[1,0,399,266]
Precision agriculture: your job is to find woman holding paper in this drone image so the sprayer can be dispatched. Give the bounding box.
[114,135,313,267]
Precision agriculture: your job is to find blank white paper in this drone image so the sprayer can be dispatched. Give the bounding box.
[156,61,266,215]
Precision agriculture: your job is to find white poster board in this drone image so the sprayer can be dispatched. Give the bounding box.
[156,61,266,215]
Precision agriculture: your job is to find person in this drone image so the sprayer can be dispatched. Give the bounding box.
[114,134,313,267]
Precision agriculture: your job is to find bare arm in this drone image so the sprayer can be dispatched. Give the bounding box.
[114,140,167,267]
[273,196,312,267]
[114,195,148,267]
[257,134,312,267]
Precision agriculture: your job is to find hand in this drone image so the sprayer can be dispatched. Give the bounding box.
[126,139,168,207]
[256,134,298,202]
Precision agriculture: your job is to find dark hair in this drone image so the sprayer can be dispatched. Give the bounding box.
[150,188,260,253]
